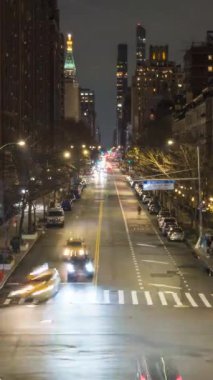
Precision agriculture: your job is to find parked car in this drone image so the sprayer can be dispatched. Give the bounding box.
[162,221,178,236]
[149,204,161,214]
[167,227,185,241]
[157,209,170,220]
[46,207,65,227]
[61,199,72,211]
[159,216,176,230]
[141,194,152,204]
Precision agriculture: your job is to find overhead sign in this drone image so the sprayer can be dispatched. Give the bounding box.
[143,180,175,191]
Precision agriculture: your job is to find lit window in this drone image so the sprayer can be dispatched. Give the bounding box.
[208,55,212,60]
[152,53,156,60]
[162,51,166,60]
[208,66,213,72]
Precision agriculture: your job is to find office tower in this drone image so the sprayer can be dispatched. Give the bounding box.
[80,89,96,139]
[136,23,146,70]
[0,0,63,148]
[64,34,80,121]
[149,45,169,65]
[184,31,213,101]
[116,43,128,145]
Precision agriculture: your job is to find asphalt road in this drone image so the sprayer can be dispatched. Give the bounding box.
[0,168,213,379]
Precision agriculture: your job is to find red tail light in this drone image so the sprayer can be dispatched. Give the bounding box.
[176,376,183,380]
[140,375,147,380]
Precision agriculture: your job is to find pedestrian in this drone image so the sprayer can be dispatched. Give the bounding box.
[137,205,142,216]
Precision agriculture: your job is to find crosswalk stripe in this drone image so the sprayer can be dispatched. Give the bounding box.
[199,293,212,308]
[185,293,198,307]
[169,292,185,307]
[131,291,139,305]
[144,291,153,306]
[158,291,168,306]
[118,290,124,304]
[3,298,11,305]
[104,290,110,304]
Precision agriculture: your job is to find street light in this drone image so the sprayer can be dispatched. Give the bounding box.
[63,151,71,159]
[0,139,26,151]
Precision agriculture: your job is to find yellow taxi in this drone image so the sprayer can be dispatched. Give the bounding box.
[8,263,61,302]
[62,237,88,261]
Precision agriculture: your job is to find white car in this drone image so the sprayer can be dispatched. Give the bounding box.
[167,227,185,241]
[46,207,65,227]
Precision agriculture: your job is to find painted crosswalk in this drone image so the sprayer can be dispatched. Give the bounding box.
[1,288,213,309]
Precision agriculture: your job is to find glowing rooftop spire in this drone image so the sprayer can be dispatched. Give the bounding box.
[64,33,77,81]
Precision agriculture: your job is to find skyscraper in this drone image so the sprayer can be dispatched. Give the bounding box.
[64,34,80,121]
[80,89,96,139]
[0,0,63,148]
[116,44,128,145]
[184,31,213,101]
[136,23,146,70]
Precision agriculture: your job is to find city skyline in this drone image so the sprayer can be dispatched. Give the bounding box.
[59,0,213,147]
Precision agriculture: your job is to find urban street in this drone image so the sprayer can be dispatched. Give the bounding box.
[0,169,212,379]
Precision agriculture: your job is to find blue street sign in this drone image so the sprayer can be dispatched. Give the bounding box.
[143,180,175,191]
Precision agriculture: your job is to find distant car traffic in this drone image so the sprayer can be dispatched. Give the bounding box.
[8,264,61,302]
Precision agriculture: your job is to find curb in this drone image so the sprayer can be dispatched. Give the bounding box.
[0,230,44,290]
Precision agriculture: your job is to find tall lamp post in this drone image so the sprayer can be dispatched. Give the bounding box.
[167,140,203,243]
[0,140,26,247]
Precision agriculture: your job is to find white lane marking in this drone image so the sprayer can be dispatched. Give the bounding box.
[158,291,168,306]
[185,293,198,307]
[3,298,11,305]
[118,290,124,304]
[165,291,186,308]
[144,291,153,306]
[131,291,139,305]
[114,181,143,288]
[104,290,110,304]
[149,283,182,290]
[199,293,212,308]
[137,243,157,248]
[141,260,169,265]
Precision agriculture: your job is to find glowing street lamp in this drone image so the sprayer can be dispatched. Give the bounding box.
[63,151,71,159]
[0,139,26,151]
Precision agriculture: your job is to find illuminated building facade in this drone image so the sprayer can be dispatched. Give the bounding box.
[149,45,168,65]
[131,41,182,143]
[184,31,213,102]
[116,44,128,145]
[0,0,63,148]
[80,89,97,139]
[136,24,146,70]
[64,34,80,121]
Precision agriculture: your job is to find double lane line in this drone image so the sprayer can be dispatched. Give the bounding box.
[93,200,103,286]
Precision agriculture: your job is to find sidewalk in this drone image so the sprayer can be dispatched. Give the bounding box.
[0,212,44,289]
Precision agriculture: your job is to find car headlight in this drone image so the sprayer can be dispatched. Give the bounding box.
[67,263,75,273]
[63,248,70,256]
[9,285,34,297]
[85,262,94,273]
[32,284,54,296]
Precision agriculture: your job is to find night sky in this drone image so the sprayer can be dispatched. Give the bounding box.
[58,0,213,148]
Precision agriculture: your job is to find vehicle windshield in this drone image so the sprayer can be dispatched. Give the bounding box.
[67,241,83,247]
[48,211,63,217]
